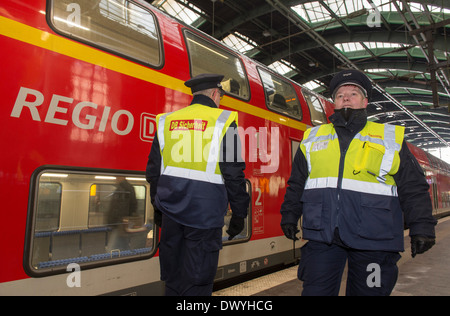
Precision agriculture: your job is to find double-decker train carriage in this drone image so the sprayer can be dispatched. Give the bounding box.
[407,144,450,217]
[1,0,449,295]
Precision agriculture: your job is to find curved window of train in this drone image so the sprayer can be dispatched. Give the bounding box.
[258,68,303,120]
[184,31,250,101]
[223,180,252,245]
[35,182,62,232]
[304,92,327,126]
[49,0,162,67]
[27,170,157,276]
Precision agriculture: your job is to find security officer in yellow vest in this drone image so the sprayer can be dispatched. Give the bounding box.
[146,74,249,296]
[280,69,437,296]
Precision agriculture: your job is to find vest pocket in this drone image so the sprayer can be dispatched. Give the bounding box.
[301,190,323,231]
[358,195,394,240]
[354,142,385,176]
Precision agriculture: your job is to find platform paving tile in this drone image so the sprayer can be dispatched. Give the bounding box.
[214,217,450,296]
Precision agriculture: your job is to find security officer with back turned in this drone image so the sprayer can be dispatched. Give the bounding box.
[280,69,436,296]
[146,74,249,296]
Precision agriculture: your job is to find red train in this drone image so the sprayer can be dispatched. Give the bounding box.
[1,0,448,295]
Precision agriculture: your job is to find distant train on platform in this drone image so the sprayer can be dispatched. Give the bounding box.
[1,0,449,295]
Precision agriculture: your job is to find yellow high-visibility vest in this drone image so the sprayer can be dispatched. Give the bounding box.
[300,121,405,196]
[156,104,238,185]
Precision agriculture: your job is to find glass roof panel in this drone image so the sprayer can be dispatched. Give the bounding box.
[222,33,257,54]
[268,60,297,76]
[292,0,450,26]
[292,0,371,23]
[303,80,326,93]
[335,42,403,53]
[292,1,330,24]
[153,0,202,25]
[365,69,431,81]
[335,42,448,61]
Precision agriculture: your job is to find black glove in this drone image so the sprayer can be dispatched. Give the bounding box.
[227,216,245,240]
[411,235,435,258]
[281,224,300,241]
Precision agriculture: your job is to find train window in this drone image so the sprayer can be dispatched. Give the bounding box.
[35,183,62,232]
[304,92,327,126]
[223,180,252,245]
[184,31,250,100]
[88,182,146,229]
[49,0,162,67]
[26,170,157,275]
[258,68,302,120]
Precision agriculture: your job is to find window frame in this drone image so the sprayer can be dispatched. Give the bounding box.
[35,182,62,233]
[303,91,328,126]
[47,0,164,69]
[183,30,251,102]
[222,179,253,246]
[24,166,158,277]
[257,67,303,121]
[87,182,147,228]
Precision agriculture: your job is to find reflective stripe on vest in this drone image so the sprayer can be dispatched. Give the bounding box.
[301,122,404,197]
[156,107,236,185]
[304,177,399,197]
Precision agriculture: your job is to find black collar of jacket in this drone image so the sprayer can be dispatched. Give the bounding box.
[329,111,368,153]
[190,94,217,108]
[329,110,367,133]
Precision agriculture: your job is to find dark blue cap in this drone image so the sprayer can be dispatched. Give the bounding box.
[185,73,225,93]
[329,69,372,100]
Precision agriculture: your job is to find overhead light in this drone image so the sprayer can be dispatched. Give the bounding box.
[42,173,69,178]
[263,30,271,37]
[126,177,146,181]
[95,176,117,180]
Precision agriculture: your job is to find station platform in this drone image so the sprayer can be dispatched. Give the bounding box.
[214,217,450,296]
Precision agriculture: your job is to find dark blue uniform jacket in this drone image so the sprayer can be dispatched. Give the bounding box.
[146,95,249,229]
[281,111,436,251]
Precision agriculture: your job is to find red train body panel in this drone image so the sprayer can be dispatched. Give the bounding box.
[1,0,448,295]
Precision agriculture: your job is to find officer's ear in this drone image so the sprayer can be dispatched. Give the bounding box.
[212,89,221,107]
[363,97,369,108]
[208,88,217,99]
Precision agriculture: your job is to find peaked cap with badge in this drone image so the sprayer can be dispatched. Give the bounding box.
[329,69,372,100]
[184,73,225,94]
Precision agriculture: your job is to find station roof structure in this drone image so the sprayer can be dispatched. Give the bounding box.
[149,0,450,151]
